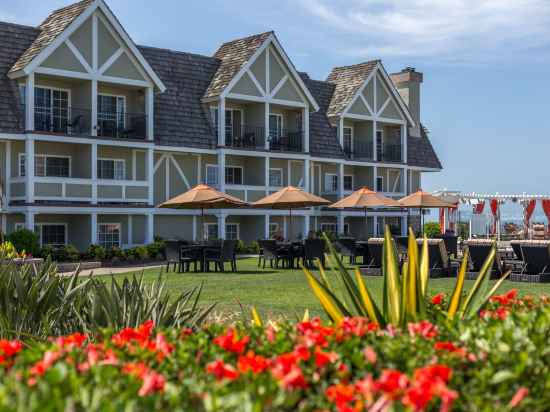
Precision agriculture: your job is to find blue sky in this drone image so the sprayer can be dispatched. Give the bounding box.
[3,0,550,198]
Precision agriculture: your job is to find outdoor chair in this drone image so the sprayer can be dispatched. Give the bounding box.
[510,240,523,261]
[302,239,326,269]
[180,245,202,273]
[362,238,385,275]
[465,239,507,280]
[416,238,453,277]
[258,240,290,269]
[335,238,361,264]
[439,234,458,258]
[511,241,550,283]
[204,240,237,272]
[164,240,182,272]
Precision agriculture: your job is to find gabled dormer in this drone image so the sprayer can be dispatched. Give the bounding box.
[203,32,319,153]
[326,61,414,164]
[8,0,164,140]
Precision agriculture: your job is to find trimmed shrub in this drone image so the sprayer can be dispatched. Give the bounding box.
[86,244,106,261]
[423,222,441,238]
[146,240,165,260]
[6,229,39,257]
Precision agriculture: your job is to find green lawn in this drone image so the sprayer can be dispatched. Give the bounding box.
[110,258,550,319]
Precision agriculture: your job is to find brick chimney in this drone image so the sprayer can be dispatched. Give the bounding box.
[390,67,423,137]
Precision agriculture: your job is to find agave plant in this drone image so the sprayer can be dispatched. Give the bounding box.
[78,273,216,331]
[303,226,510,327]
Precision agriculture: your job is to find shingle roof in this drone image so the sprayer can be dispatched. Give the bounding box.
[325,60,379,118]
[9,0,93,74]
[407,126,442,169]
[0,22,39,133]
[203,31,272,100]
[301,74,344,159]
[138,46,219,149]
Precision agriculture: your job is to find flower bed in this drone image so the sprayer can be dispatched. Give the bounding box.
[0,290,547,411]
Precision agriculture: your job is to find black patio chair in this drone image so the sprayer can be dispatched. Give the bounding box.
[258,240,290,269]
[164,240,182,272]
[180,245,202,272]
[364,238,384,274]
[335,238,360,264]
[204,240,237,272]
[440,234,458,258]
[512,241,550,282]
[416,238,453,277]
[465,240,507,279]
[302,239,325,268]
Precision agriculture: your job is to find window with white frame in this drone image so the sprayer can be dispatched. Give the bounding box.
[269,223,279,239]
[19,154,70,177]
[39,224,67,247]
[225,223,239,240]
[34,86,69,133]
[343,127,353,153]
[225,166,243,185]
[98,223,121,249]
[376,176,384,192]
[269,114,283,139]
[376,129,384,159]
[98,158,125,180]
[98,94,125,136]
[324,174,338,193]
[269,168,283,187]
[205,223,218,240]
[206,165,219,185]
[343,175,353,191]
[320,223,349,236]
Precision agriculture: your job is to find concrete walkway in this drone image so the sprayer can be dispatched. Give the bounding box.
[62,264,163,277]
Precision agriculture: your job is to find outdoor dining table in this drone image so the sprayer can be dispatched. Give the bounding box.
[276,241,304,269]
[181,243,216,272]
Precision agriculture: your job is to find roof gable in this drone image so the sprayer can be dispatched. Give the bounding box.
[204,32,319,110]
[8,0,165,91]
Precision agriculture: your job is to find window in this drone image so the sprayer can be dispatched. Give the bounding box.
[98,94,125,136]
[34,87,69,133]
[376,176,384,192]
[225,166,243,185]
[225,223,239,240]
[98,223,121,249]
[320,223,349,236]
[98,159,125,180]
[343,127,353,153]
[206,165,218,185]
[324,174,338,193]
[19,154,70,177]
[269,223,279,239]
[39,224,67,247]
[343,175,353,191]
[376,129,384,160]
[269,168,283,187]
[269,114,283,139]
[205,223,218,240]
[225,109,242,144]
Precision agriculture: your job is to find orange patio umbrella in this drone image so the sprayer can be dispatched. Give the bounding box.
[398,190,455,232]
[252,186,331,240]
[158,184,248,240]
[330,187,401,237]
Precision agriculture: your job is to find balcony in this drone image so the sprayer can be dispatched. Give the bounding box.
[97,112,147,140]
[344,140,373,160]
[379,144,402,163]
[224,125,265,149]
[268,129,303,152]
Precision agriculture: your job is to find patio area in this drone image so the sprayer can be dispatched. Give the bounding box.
[108,257,550,318]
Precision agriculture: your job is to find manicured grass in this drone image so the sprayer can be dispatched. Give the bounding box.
[110,257,550,319]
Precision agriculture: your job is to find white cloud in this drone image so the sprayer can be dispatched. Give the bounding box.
[298,0,550,63]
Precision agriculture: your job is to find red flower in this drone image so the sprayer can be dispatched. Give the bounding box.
[29,350,60,379]
[403,382,434,411]
[237,351,270,374]
[408,321,438,339]
[213,328,250,354]
[363,346,377,364]
[326,383,356,409]
[509,387,528,408]
[122,362,149,379]
[138,371,166,396]
[434,341,466,357]
[338,317,379,340]
[414,364,452,384]
[112,320,154,347]
[297,318,334,347]
[374,369,409,398]
[206,359,240,381]
[271,352,309,390]
[314,346,338,369]
[0,340,23,357]
[431,293,445,305]
[55,333,87,349]
[490,289,518,306]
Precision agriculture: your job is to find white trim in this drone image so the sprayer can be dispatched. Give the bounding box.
[97,157,126,180]
[343,174,354,192]
[225,222,240,240]
[225,165,244,185]
[65,39,93,73]
[269,75,288,98]
[376,64,415,127]
[205,163,219,186]
[169,154,191,190]
[98,47,124,74]
[97,221,122,248]
[323,173,338,194]
[342,68,377,117]
[268,167,283,187]
[245,69,266,96]
[34,222,69,247]
[92,13,98,71]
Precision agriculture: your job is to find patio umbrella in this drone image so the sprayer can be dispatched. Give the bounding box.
[158,184,248,240]
[398,190,455,233]
[329,187,401,238]
[251,186,331,240]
